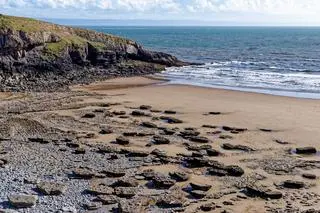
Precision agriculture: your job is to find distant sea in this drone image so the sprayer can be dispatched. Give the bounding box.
[87,26,320,99]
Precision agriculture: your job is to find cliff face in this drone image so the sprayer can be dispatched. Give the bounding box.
[0,15,187,91]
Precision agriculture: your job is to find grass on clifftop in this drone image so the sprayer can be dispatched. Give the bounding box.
[1,14,132,56]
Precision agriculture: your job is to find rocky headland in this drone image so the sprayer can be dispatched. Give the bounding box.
[0,14,188,92]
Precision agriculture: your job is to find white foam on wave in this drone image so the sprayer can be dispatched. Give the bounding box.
[160,62,320,99]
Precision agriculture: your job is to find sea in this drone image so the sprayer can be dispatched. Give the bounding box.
[87,26,320,99]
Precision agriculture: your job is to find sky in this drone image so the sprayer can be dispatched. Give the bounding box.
[1,0,320,26]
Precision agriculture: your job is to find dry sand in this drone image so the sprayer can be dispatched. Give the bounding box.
[71,76,320,212]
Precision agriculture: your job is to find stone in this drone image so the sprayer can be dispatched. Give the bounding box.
[118,200,142,213]
[302,173,317,180]
[74,147,86,154]
[207,148,221,156]
[160,116,183,124]
[225,165,245,177]
[151,149,167,157]
[283,180,305,189]
[99,128,113,134]
[183,157,211,168]
[72,167,97,179]
[164,110,177,114]
[113,111,126,116]
[190,182,212,191]
[94,195,118,205]
[87,181,114,195]
[200,202,216,211]
[207,168,228,176]
[131,110,149,117]
[83,202,102,210]
[66,142,80,148]
[222,143,255,152]
[8,194,38,208]
[156,195,184,209]
[114,187,137,198]
[180,130,200,137]
[219,135,233,140]
[116,136,130,145]
[141,122,157,128]
[169,171,189,182]
[102,169,126,178]
[295,147,317,155]
[139,105,152,110]
[123,132,138,137]
[190,190,207,199]
[209,112,221,115]
[162,128,176,135]
[223,201,234,206]
[125,150,149,157]
[82,113,96,118]
[28,137,49,144]
[202,125,218,129]
[152,135,170,144]
[245,186,282,200]
[152,175,176,189]
[189,136,210,143]
[37,181,67,195]
[111,178,139,188]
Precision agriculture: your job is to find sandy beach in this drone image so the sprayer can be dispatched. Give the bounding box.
[0,76,319,213]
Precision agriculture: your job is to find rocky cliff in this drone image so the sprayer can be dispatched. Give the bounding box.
[0,14,188,91]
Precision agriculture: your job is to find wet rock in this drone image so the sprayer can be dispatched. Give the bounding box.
[222,143,255,152]
[302,173,317,180]
[190,182,212,191]
[111,177,139,188]
[190,190,206,199]
[82,113,96,118]
[169,171,189,182]
[116,136,130,145]
[8,194,38,208]
[282,180,305,189]
[295,147,317,155]
[152,135,170,145]
[37,181,67,195]
[141,122,157,128]
[114,187,137,198]
[160,116,183,124]
[189,136,210,143]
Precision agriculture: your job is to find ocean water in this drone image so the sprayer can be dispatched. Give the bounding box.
[87,26,320,99]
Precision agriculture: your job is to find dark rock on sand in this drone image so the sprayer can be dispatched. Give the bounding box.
[295,147,317,155]
[94,195,118,205]
[164,110,177,114]
[222,143,255,152]
[160,116,183,124]
[169,171,189,182]
[200,202,216,211]
[206,148,221,156]
[101,169,126,178]
[139,105,152,110]
[116,136,130,145]
[72,167,97,179]
[245,186,283,200]
[114,187,137,198]
[152,175,176,189]
[152,135,170,145]
[86,181,114,195]
[8,194,38,208]
[111,177,139,188]
[302,173,317,180]
[28,137,49,144]
[190,182,212,191]
[82,113,96,118]
[141,122,158,128]
[190,190,207,199]
[282,180,305,189]
[189,136,210,143]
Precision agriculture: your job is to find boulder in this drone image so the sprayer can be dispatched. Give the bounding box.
[8,195,38,208]
[37,181,67,195]
[282,180,305,189]
[190,182,212,191]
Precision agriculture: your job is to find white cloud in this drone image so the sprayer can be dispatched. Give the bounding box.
[187,0,320,16]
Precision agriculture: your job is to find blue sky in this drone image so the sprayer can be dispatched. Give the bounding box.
[1,0,320,25]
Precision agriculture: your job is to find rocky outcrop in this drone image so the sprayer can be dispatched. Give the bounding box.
[0,14,189,91]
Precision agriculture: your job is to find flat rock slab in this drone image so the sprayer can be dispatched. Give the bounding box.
[8,194,38,208]
[37,181,67,195]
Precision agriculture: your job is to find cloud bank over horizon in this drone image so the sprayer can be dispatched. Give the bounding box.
[1,0,320,25]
